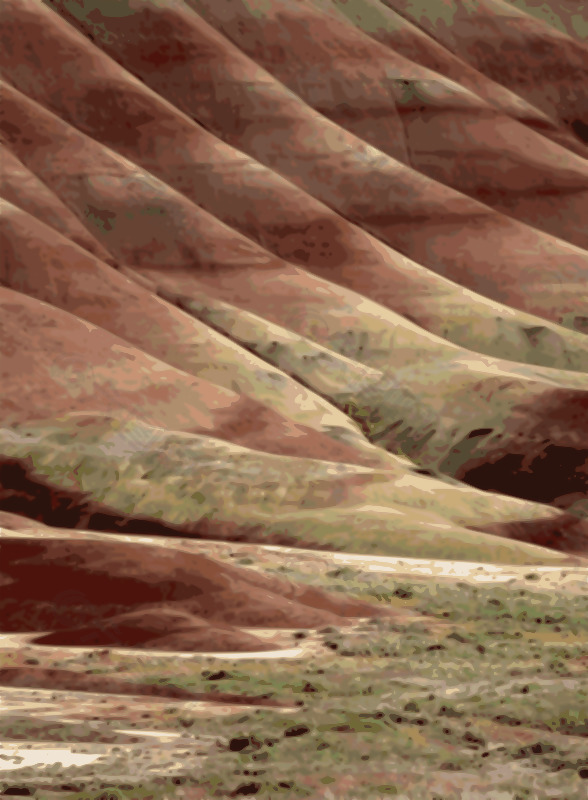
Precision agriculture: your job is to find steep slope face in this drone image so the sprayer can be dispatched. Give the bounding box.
[326,0,585,153]
[1,418,587,561]
[189,0,588,241]
[3,35,588,368]
[155,284,588,508]
[1,0,587,575]
[0,199,387,467]
[503,0,588,43]
[12,0,588,311]
[3,199,588,509]
[0,145,117,267]
[3,77,588,378]
[0,286,385,466]
[383,0,588,147]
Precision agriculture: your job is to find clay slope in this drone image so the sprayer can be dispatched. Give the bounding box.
[1,0,587,584]
[2,205,588,512]
[2,1,587,331]
[1,421,587,561]
[326,0,586,152]
[383,0,588,145]
[3,67,588,371]
[0,530,393,651]
[0,198,388,468]
[503,0,588,43]
[188,0,588,239]
[0,284,392,468]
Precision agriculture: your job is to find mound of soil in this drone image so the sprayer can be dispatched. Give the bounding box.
[0,667,290,707]
[31,607,276,653]
[0,285,372,467]
[0,535,393,651]
[386,0,588,150]
[0,455,326,549]
[0,145,116,266]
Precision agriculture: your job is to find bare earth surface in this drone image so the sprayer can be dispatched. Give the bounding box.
[1,0,588,797]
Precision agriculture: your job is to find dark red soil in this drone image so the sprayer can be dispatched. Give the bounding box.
[0,534,396,651]
[0,667,292,707]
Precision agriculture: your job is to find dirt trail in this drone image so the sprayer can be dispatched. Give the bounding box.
[0,631,310,661]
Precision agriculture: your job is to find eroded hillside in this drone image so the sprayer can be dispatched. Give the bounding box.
[1,1,588,796]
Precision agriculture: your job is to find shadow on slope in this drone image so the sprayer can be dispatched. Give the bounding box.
[1,418,587,562]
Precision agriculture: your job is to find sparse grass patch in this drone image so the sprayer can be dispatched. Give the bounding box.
[3,571,586,797]
[2,550,587,798]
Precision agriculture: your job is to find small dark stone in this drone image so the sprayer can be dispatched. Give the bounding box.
[264,737,279,747]
[231,782,261,796]
[229,735,262,752]
[284,724,310,738]
[207,670,230,681]
[229,737,251,752]
[446,632,469,643]
[393,588,412,599]
[2,790,32,797]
